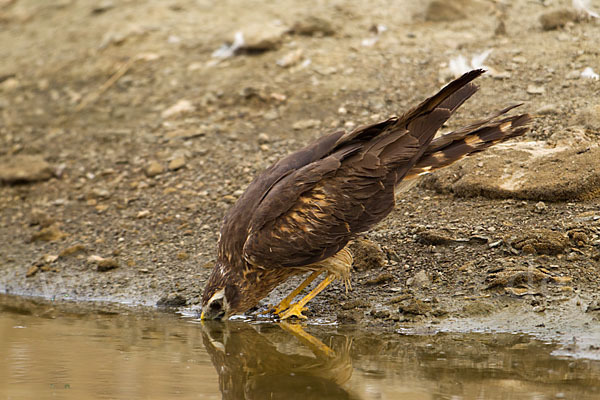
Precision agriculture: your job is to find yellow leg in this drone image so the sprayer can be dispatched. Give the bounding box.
[279,273,336,320]
[272,270,322,315]
[279,321,335,358]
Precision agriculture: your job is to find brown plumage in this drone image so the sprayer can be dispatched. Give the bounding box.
[201,69,531,320]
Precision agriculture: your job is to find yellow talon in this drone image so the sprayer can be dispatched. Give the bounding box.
[271,270,321,316]
[279,303,309,320]
[279,273,336,320]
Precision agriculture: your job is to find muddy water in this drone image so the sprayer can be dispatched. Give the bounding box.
[1,295,599,400]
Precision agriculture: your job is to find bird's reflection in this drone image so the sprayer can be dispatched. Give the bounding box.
[201,321,359,400]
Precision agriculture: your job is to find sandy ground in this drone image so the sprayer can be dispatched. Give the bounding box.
[1,0,600,357]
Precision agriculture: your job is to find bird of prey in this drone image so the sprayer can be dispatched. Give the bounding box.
[201,69,531,321]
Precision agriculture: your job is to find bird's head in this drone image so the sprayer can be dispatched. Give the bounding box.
[201,261,241,321]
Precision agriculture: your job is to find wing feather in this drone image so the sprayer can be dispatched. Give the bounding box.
[237,70,491,270]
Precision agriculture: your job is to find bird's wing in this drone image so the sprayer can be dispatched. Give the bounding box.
[242,110,447,268]
[217,129,347,263]
[241,70,485,269]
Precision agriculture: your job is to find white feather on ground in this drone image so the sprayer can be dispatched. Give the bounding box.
[448,49,492,78]
[573,0,600,18]
[581,67,600,80]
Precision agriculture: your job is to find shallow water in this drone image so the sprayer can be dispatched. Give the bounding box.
[1,295,599,400]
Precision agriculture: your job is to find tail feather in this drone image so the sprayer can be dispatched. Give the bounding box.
[403,110,531,181]
[398,69,484,130]
[436,82,479,114]
[424,104,523,155]
[379,70,485,177]
[335,69,484,149]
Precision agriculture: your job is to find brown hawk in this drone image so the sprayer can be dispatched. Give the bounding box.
[201,69,531,320]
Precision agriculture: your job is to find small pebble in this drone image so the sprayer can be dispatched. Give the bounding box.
[292,119,321,130]
[168,156,186,171]
[535,201,547,213]
[527,85,545,95]
[137,210,151,218]
[145,162,164,177]
[257,133,270,144]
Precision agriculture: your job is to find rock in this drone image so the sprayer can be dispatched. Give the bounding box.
[387,294,412,304]
[144,161,164,177]
[291,15,335,36]
[157,293,187,307]
[510,229,569,255]
[89,188,111,199]
[489,240,503,248]
[424,1,466,21]
[366,273,394,285]
[91,1,114,14]
[168,156,186,171]
[469,235,489,244]
[0,77,19,92]
[26,265,39,278]
[31,225,67,242]
[421,143,600,201]
[263,110,279,121]
[0,155,53,184]
[257,133,270,144]
[292,119,321,130]
[91,256,119,271]
[136,210,151,219]
[485,267,553,290]
[534,201,547,213]
[337,310,363,324]
[407,270,430,288]
[43,254,58,263]
[417,228,456,245]
[566,70,581,80]
[370,309,391,319]
[240,24,287,52]
[586,300,600,313]
[548,127,590,148]
[161,99,195,119]
[164,129,205,140]
[59,244,87,257]
[539,9,577,31]
[95,204,109,213]
[398,299,432,316]
[29,209,55,227]
[340,299,370,310]
[239,85,268,100]
[276,49,304,68]
[568,230,588,246]
[574,104,600,131]
[349,238,385,271]
[526,84,545,95]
